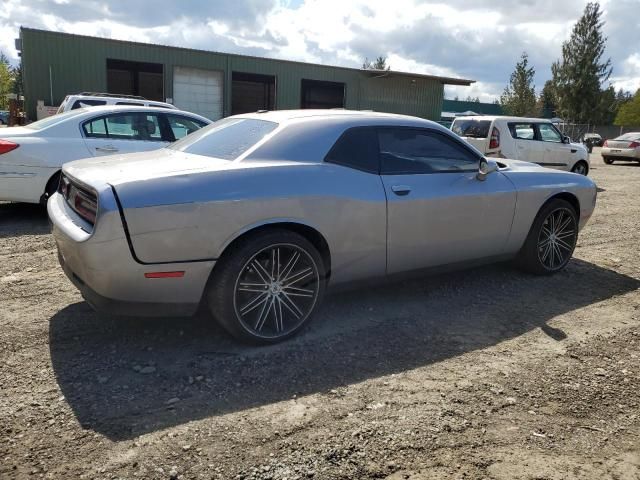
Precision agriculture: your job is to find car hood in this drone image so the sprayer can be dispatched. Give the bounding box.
[63,148,238,188]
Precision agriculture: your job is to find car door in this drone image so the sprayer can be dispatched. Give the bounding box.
[537,122,571,170]
[507,122,545,163]
[379,127,517,275]
[82,112,169,156]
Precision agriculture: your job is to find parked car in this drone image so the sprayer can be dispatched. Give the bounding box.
[451,116,590,175]
[581,132,603,147]
[601,132,640,164]
[0,105,210,204]
[0,110,8,125]
[48,110,597,344]
[56,93,177,114]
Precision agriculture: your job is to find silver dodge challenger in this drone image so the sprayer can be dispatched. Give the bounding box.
[48,110,597,343]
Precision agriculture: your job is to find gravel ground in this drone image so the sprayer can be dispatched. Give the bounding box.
[1,149,639,480]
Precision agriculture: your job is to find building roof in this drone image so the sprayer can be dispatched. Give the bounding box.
[19,27,475,86]
[442,99,504,115]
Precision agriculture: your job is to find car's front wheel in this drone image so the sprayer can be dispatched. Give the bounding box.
[208,229,325,344]
[516,199,578,275]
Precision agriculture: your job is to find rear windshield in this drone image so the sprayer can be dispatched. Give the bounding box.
[24,109,87,130]
[168,118,278,160]
[615,133,640,141]
[451,119,491,138]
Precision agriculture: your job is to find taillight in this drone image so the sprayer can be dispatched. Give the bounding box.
[489,127,500,149]
[603,140,608,147]
[0,139,19,155]
[73,190,97,224]
[629,141,640,148]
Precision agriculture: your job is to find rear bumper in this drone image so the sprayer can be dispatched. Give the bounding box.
[48,190,215,317]
[601,148,639,159]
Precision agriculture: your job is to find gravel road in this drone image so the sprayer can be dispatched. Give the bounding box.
[1,149,639,479]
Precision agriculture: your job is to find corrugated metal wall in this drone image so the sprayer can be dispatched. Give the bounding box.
[21,28,447,121]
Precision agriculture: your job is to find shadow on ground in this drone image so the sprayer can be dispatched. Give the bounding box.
[0,202,50,237]
[49,259,639,440]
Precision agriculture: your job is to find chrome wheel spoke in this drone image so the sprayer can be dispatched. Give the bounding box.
[537,208,577,270]
[557,229,575,240]
[555,236,573,251]
[235,243,319,339]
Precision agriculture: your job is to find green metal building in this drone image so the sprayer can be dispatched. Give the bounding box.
[17,27,474,121]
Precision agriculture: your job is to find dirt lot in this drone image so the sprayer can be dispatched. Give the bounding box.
[1,149,639,480]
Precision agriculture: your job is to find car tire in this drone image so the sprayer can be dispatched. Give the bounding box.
[603,157,614,165]
[207,229,326,344]
[571,161,589,175]
[40,171,61,205]
[516,199,578,275]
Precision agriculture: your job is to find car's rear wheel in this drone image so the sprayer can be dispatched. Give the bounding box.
[603,157,614,165]
[208,229,325,344]
[516,199,578,275]
[40,171,61,205]
[571,161,589,175]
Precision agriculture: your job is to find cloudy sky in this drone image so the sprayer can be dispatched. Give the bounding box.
[1,0,639,101]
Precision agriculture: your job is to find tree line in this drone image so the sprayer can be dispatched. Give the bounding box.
[500,2,638,126]
[0,53,22,110]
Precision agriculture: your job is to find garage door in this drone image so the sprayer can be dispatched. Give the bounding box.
[173,67,223,120]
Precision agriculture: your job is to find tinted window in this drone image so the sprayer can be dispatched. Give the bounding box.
[166,114,209,141]
[538,123,562,142]
[82,113,163,141]
[379,129,480,174]
[116,102,144,106]
[71,99,107,110]
[324,128,379,173]
[451,119,491,138]
[509,123,536,140]
[168,118,278,160]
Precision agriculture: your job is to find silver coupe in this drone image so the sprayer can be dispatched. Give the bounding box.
[48,110,597,343]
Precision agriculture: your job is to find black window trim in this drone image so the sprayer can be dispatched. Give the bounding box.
[323,126,381,174]
[377,126,483,176]
[81,111,169,142]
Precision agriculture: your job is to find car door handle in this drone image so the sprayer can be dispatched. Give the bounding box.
[391,185,411,196]
[95,146,118,153]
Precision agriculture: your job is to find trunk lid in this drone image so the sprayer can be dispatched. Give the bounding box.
[63,148,235,188]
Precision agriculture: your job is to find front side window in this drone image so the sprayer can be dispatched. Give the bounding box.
[82,113,163,141]
[168,118,278,160]
[379,128,480,175]
[324,127,379,173]
[538,123,562,143]
[509,123,536,140]
[166,114,209,141]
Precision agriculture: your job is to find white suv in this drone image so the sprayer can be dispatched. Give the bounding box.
[56,93,177,114]
[451,116,590,175]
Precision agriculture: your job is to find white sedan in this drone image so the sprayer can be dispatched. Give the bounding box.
[0,105,210,204]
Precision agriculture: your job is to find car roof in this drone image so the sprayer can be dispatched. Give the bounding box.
[233,109,445,129]
[69,105,211,122]
[453,115,554,123]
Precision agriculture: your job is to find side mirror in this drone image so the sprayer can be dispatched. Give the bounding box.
[563,136,571,144]
[477,158,499,181]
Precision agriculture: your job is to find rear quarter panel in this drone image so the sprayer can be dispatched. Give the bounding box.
[116,163,388,285]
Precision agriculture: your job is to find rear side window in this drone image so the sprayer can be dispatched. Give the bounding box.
[508,123,536,140]
[615,133,640,141]
[168,118,278,160]
[166,114,209,141]
[71,99,107,110]
[380,128,480,174]
[324,127,379,173]
[451,119,491,138]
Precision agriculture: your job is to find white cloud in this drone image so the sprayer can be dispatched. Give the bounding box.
[1,0,639,101]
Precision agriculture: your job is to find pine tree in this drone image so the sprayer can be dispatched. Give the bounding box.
[537,80,558,118]
[0,52,14,110]
[500,52,536,116]
[362,56,390,71]
[551,2,612,123]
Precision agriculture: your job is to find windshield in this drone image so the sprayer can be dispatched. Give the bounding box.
[168,117,278,160]
[615,133,640,141]
[451,119,491,138]
[24,109,87,130]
